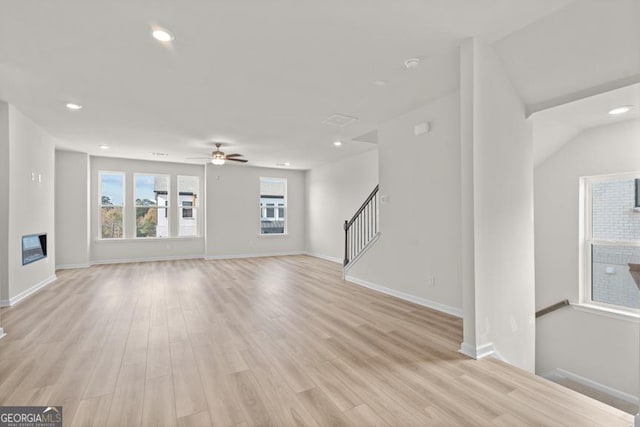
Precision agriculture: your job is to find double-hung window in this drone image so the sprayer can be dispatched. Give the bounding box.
[178,175,199,237]
[99,172,125,239]
[582,174,640,312]
[135,174,169,238]
[260,178,286,235]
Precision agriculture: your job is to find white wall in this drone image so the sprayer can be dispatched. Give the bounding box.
[6,105,56,302]
[469,39,536,371]
[205,164,305,258]
[90,156,206,263]
[535,119,640,396]
[347,92,463,315]
[305,149,378,263]
[0,102,9,303]
[0,102,8,325]
[55,150,90,268]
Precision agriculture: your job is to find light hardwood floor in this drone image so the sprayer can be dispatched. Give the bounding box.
[0,256,633,426]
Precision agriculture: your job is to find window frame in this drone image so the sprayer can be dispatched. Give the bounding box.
[134,173,170,239]
[177,175,200,237]
[259,177,287,236]
[98,170,125,239]
[580,173,640,314]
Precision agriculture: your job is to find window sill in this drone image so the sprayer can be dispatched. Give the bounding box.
[258,233,289,238]
[95,236,203,242]
[572,303,640,322]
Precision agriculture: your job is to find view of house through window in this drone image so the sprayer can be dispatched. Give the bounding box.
[135,174,169,238]
[178,175,199,237]
[260,177,286,234]
[584,174,640,310]
[99,172,125,239]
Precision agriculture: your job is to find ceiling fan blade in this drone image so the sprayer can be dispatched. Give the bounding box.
[227,158,248,163]
[225,153,243,158]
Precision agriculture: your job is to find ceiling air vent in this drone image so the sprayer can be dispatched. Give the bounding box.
[322,114,357,127]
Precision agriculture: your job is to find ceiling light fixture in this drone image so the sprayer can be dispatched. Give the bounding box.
[211,152,225,165]
[404,58,420,69]
[98,145,109,150]
[608,105,633,116]
[66,103,83,110]
[333,140,343,147]
[152,28,174,42]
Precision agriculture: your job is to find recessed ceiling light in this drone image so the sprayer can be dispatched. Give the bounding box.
[333,140,343,147]
[152,152,169,157]
[152,28,174,42]
[404,58,420,69]
[608,105,633,116]
[66,103,83,110]
[98,145,109,150]
[374,80,387,87]
[276,162,291,167]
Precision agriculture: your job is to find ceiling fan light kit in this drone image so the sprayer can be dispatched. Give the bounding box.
[209,143,248,165]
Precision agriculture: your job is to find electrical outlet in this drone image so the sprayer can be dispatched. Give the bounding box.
[427,275,435,287]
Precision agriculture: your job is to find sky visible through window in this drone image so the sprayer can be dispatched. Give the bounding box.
[135,175,157,202]
[101,173,124,205]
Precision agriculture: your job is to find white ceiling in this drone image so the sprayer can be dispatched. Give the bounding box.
[532,83,640,166]
[0,0,575,169]
[494,0,640,110]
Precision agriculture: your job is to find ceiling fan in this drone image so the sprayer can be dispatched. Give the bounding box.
[188,143,248,165]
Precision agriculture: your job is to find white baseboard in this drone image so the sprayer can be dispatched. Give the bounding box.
[304,252,342,264]
[0,274,57,307]
[205,251,305,260]
[90,254,205,265]
[344,274,463,318]
[56,263,90,270]
[540,368,639,406]
[459,342,497,360]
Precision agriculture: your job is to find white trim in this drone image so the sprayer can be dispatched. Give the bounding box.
[540,368,639,407]
[55,263,90,270]
[580,173,640,313]
[90,254,205,265]
[0,328,5,340]
[305,252,342,264]
[571,303,640,322]
[205,251,304,261]
[344,274,463,318]
[459,342,496,360]
[259,176,288,236]
[0,274,57,307]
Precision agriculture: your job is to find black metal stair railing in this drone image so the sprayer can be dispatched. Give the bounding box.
[344,185,379,267]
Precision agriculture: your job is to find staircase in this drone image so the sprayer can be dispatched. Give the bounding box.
[343,185,379,268]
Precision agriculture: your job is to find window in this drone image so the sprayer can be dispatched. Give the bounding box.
[178,176,199,237]
[260,178,286,234]
[135,174,169,238]
[99,172,124,239]
[583,174,640,311]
